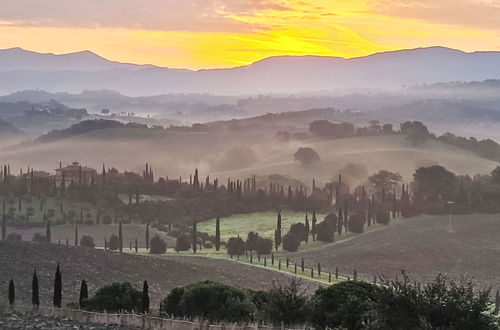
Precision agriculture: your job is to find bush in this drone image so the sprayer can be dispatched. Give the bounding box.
[376,210,390,225]
[32,232,47,243]
[82,282,142,313]
[227,237,246,256]
[315,220,335,243]
[255,237,273,255]
[161,281,255,323]
[175,234,191,251]
[258,279,310,326]
[294,147,321,164]
[311,281,384,330]
[289,223,307,241]
[282,232,300,252]
[80,235,95,248]
[348,213,365,233]
[102,215,112,225]
[108,234,120,251]
[150,235,167,254]
[6,233,22,241]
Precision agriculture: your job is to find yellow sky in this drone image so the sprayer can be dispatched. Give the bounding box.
[0,0,499,69]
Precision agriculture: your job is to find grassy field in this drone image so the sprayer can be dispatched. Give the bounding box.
[1,196,101,226]
[6,223,175,248]
[197,211,326,242]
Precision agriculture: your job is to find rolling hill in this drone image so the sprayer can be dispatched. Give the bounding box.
[1,124,496,185]
[2,47,500,95]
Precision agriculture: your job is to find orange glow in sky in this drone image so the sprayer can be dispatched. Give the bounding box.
[0,0,499,69]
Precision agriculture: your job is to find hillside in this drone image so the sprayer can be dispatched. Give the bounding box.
[0,241,311,307]
[2,47,500,95]
[288,214,500,291]
[2,128,496,184]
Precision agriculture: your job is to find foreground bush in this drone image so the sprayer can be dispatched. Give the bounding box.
[82,282,142,313]
[80,235,95,248]
[282,232,300,252]
[161,281,255,323]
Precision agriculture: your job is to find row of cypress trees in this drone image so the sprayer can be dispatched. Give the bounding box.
[6,264,150,314]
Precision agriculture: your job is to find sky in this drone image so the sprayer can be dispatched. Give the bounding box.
[0,0,500,69]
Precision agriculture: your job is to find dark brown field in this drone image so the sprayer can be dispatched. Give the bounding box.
[0,241,313,309]
[288,214,500,291]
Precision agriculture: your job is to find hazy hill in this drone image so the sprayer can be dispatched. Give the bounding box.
[2,47,500,95]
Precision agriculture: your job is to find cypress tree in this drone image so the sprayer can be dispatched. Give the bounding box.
[2,213,6,240]
[312,210,317,241]
[135,237,138,253]
[215,217,221,251]
[79,280,88,308]
[53,263,62,308]
[301,257,304,272]
[317,262,321,276]
[275,212,282,250]
[337,207,343,235]
[145,223,150,250]
[74,224,78,246]
[353,269,358,281]
[119,222,123,252]
[305,213,310,244]
[32,270,39,308]
[494,290,499,315]
[192,222,197,253]
[142,281,150,314]
[104,236,107,250]
[335,267,339,279]
[8,279,15,307]
[46,220,51,244]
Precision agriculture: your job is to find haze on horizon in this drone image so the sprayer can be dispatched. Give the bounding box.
[1,0,500,69]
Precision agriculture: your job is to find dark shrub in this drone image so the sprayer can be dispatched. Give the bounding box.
[258,279,310,326]
[227,236,246,256]
[108,234,120,250]
[315,220,335,243]
[150,235,167,254]
[311,281,384,330]
[32,232,47,243]
[7,232,22,241]
[255,237,273,255]
[289,223,307,241]
[376,210,390,225]
[282,232,300,252]
[83,282,142,313]
[348,213,365,233]
[175,234,191,251]
[161,281,255,323]
[80,235,95,248]
[294,147,321,164]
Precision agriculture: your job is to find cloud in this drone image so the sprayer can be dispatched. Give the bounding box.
[0,0,289,32]
[371,0,500,30]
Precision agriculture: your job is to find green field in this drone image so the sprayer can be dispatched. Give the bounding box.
[197,211,326,242]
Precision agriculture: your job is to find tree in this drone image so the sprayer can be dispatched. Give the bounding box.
[118,222,123,252]
[161,281,255,323]
[79,280,88,308]
[294,147,321,164]
[275,212,282,250]
[255,237,273,255]
[227,236,246,256]
[74,224,78,246]
[491,166,500,185]
[108,234,120,250]
[83,282,141,313]
[80,235,95,248]
[53,263,62,308]
[192,222,197,253]
[2,214,6,240]
[311,210,317,241]
[369,170,402,192]
[413,165,457,202]
[246,231,260,252]
[175,234,191,252]
[8,279,15,307]
[150,235,167,254]
[215,217,221,251]
[401,121,430,146]
[282,232,300,252]
[32,269,40,308]
[315,220,335,243]
[289,223,307,242]
[46,220,51,244]
[145,223,150,250]
[141,281,150,314]
[348,213,365,233]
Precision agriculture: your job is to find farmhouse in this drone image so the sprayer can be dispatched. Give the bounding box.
[55,162,96,188]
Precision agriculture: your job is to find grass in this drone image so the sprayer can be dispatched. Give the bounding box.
[197,211,326,242]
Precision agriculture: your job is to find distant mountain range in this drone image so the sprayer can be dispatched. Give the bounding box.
[2,47,500,96]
